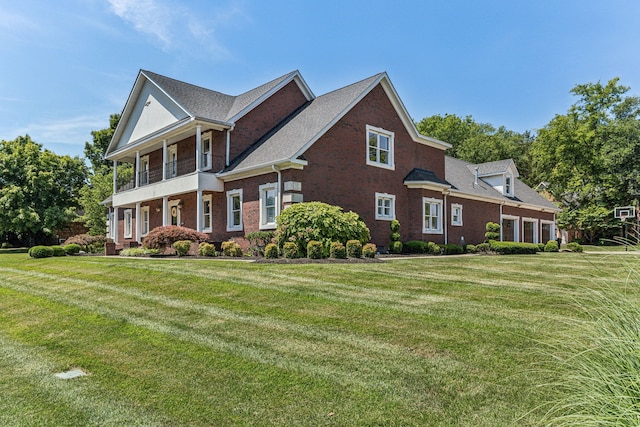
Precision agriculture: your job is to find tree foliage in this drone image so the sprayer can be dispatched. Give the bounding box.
[85,113,120,174]
[0,135,87,245]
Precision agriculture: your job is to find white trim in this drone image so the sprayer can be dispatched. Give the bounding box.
[168,199,181,226]
[422,197,443,234]
[259,183,278,230]
[200,133,213,171]
[375,192,396,221]
[124,209,133,239]
[451,203,463,226]
[366,125,395,170]
[540,219,555,243]
[139,155,150,186]
[504,174,513,197]
[202,194,213,233]
[522,217,538,244]
[226,189,243,231]
[501,214,519,242]
[140,206,150,236]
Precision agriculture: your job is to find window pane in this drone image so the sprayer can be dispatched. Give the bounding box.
[233,195,240,210]
[369,147,378,162]
[368,132,378,147]
[233,211,240,226]
[379,135,389,150]
[379,150,388,164]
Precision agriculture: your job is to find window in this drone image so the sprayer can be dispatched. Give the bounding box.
[201,136,212,171]
[451,203,463,226]
[366,125,394,169]
[167,145,177,178]
[226,189,243,231]
[375,193,395,220]
[259,183,278,229]
[141,206,150,236]
[423,197,443,234]
[124,209,133,239]
[541,220,555,243]
[139,155,149,186]
[505,175,513,196]
[202,194,212,232]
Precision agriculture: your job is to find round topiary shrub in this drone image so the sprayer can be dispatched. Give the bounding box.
[283,242,300,259]
[363,243,377,258]
[346,240,362,258]
[544,240,560,252]
[264,243,279,259]
[307,240,323,259]
[330,241,346,259]
[389,241,403,254]
[485,222,501,241]
[64,243,82,255]
[197,242,217,257]
[173,240,192,257]
[29,246,54,258]
[51,245,66,257]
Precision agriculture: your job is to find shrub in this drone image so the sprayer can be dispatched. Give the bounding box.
[476,242,491,253]
[346,240,362,258]
[64,243,82,255]
[544,240,559,252]
[197,242,217,257]
[264,243,279,259]
[28,246,54,258]
[221,240,243,257]
[273,202,370,256]
[63,234,109,253]
[485,222,501,241]
[490,241,539,255]
[567,242,584,252]
[389,241,403,254]
[330,241,346,259]
[1,242,12,249]
[245,231,275,256]
[143,226,208,250]
[404,240,427,254]
[427,241,441,255]
[283,242,300,259]
[307,240,323,259]
[120,248,161,257]
[537,243,546,252]
[389,220,402,253]
[173,240,192,257]
[440,244,464,255]
[51,245,66,257]
[390,219,400,233]
[363,243,377,258]
[465,244,477,253]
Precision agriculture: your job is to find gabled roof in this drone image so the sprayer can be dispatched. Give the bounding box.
[220,72,451,176]
[404,168,451,187]
[471,158,519,178]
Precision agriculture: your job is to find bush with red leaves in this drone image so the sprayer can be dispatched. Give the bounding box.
[142,226,209,249]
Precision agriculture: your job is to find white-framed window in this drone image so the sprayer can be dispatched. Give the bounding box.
[366,125,394,170]
[201,135,212,171]
[141,206,150,236]
[124,209,133,239]
[522,218,538,244]
[139,155,150,186]
[451,203,463,226]
[226,189,243,231]
[541,220,555,243]
[202,194,212,233]
[501,215,519,242]
[505,174,513,196]
[375,192,395,220]
[423,197,443,234]
[259,183,278,229]
[167,145,178,178]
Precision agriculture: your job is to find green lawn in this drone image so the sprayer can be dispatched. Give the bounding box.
[0,252,638,426]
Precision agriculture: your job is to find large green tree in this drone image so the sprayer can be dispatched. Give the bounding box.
[415,114,534,183]
[530,78,640,242]
[0,135,87,245]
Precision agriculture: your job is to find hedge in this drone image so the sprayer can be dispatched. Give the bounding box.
[489,241,540,255]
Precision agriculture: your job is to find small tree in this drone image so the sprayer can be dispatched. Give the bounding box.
[389,219,403,254]
[485,222,501,241]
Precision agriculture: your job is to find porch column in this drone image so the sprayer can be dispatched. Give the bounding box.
[135,151,140,187]
[113,160,118,193]
[113,207,119,244]
[162,196,169,226]
[162,140,167,181]
[135,202,141,243]
[196,190,203,232]
[195,125,202,172]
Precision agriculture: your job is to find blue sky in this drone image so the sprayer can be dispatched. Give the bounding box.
[2,0,640,158]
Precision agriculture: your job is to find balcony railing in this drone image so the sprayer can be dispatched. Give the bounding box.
[116,157,199,193]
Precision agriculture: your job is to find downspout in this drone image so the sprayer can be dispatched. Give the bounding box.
[226,125,235,167]
[272,165,282,217]
[499,202,504,241]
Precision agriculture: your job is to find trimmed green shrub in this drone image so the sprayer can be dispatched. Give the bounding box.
[537,243,546,252]
[197,242,217,257]
[274,202,370,256]
[346,240,362,258]
[363,243,377,258]
[490,241,540,255]
[389,241,403,254]
[28,246,54,258]
[476,242,491,253]
[485,222,501,241]
[173,240,191,257]
[264,243,279,259]
[389,220,402,253]
[390,219,400,233]
[544,240,559,252]
[427,241,441,255]
[404,240,427,254]
[390,232,401,242]
[50,245,66,257]
[63,234,109,253]
[307,240,323,259]
[440,244,464,255]
[283,242,300,259]
[566,242,584,252]
[221,240,243,257]
[143,226,208,250]
[120,248,161,257]
[64,243,82,255]
[330,241,346,259]
[465,244,477,253]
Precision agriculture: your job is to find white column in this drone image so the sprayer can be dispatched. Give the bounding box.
[113,160,118,193]
[162,140,167,181]
[162,196,169,226]
[113,207,119,244]
[196,190,203,232]
[195,125,202,172]
[135,202,141,243]
[135,151,140,187]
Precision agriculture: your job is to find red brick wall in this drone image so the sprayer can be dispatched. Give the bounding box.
[446,197,500,245]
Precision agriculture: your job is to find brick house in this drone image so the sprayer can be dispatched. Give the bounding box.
[104,70,559,249]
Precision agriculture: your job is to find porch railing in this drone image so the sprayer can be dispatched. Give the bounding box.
[116,157,198,193]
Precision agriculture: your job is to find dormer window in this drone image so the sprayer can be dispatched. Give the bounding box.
[505,175,513,196]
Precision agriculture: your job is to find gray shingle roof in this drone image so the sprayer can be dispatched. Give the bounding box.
[404,168,451,186]
[472,158,519,177]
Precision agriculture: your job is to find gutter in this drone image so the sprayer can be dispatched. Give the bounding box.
[272,165,282,217]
